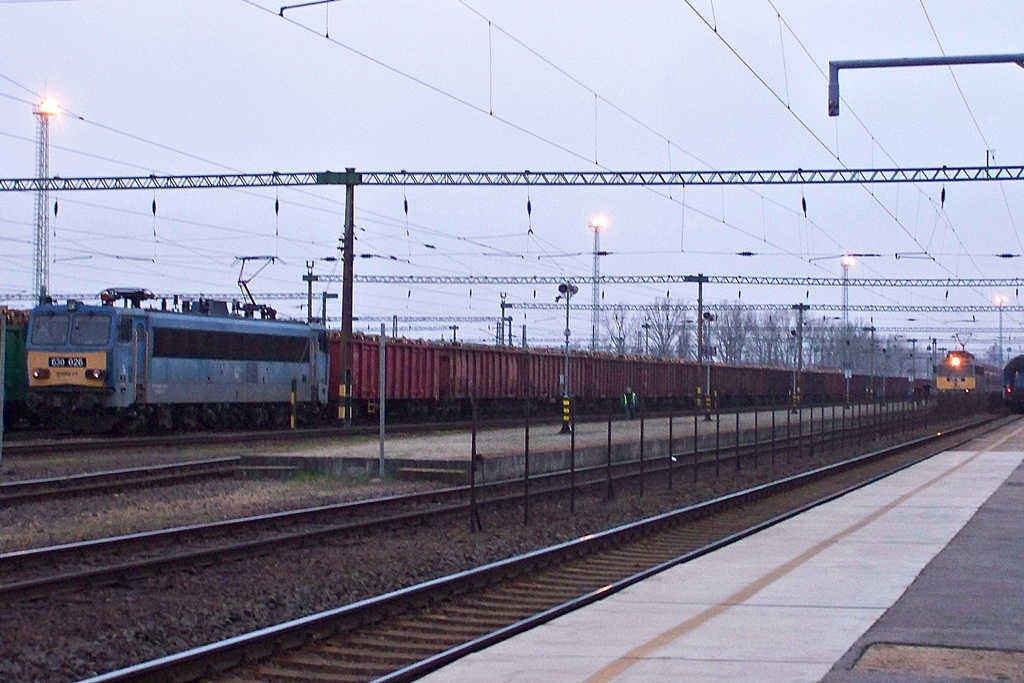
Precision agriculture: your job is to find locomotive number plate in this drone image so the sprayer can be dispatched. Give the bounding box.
[49,356,86,368]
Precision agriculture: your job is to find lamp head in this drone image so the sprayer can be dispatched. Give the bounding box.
[589,216,607,230]
[35,99,60,117]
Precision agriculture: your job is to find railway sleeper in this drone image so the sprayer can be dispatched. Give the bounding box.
[339,635,442,655]
[313,643,432,664]
[256,664,367,682]
[276,651,408,674]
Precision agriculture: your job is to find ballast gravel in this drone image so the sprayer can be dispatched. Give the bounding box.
[0,434,937,682]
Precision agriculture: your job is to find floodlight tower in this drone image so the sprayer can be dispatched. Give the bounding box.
[589,216,607,351]
[34,99,59,305]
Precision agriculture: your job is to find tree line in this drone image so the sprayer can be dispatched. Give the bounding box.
[601,297,938,379]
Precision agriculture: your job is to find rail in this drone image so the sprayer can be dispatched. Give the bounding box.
[76,413,1009,683]
[0,457,239,505]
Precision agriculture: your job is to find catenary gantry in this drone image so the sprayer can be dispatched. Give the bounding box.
[2,165,1024,191]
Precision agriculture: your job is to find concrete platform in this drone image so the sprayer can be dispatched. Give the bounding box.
[244,401,918,481]
[416,417,1024,683]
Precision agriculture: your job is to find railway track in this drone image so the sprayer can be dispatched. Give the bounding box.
[1,399,907,458]
[77,413,1012,683]
[2,416,552,457]
[0,457,240,505]
[0,407,977,604]
[0,405,944,603]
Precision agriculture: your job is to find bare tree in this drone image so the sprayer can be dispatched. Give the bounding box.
[714,302,755,364]
[646,297,689,358]
[750,311,791,367]
[602,305,632,354]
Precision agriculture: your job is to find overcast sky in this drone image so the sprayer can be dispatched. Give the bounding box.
[2,0,1024,352]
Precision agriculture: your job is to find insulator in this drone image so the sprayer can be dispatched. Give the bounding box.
[527,199,532,215]
[274,199,279,215]
[940,187,946,208]
[404,198,409,215]
[151,199,157,215]
[801,196,807,217]
[53,200,58,217]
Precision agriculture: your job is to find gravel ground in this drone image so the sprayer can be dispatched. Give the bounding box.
[0,475,442,553]
[0,444,248,482]
[0,438,895,683]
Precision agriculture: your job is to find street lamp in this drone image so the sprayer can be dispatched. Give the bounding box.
[641,318,651,356]
[556,282,578,433]
[589,216,607,352]
[995,294,1008,364]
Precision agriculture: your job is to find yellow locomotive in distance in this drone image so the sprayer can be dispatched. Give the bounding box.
[935,349,978,392]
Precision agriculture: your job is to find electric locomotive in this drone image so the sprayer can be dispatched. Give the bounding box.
[1004,355,1024,413]
[935,349,978,392]
[25,290,329,432]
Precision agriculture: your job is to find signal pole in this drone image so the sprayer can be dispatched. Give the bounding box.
[792,303,810,407]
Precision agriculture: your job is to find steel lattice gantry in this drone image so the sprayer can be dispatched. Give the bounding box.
[342,275,1024,287]
[3,165,1024,191]
[504,302,1024,313]
[353,316,494,323]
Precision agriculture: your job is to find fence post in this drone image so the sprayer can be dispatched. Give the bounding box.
[753,396,759,469]
[787,403,792,464]
[693,400,699,483]
[831,403,836,452]
[639,402,645,498]
[470,399,482,532]
[668,408,674,490]
[605,413,615,501]
[714,392,721,478]
[570,410,576,514]
[771,397,777,466]
[523,399,530,525]
[734,408,741,472]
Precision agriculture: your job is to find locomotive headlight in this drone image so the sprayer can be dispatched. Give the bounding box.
[32,368,50,379]
[950,356,961,367]
[85,369,106,380]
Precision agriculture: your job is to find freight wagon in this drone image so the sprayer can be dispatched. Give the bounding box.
[332,333,910,421]
[2,309,29,429]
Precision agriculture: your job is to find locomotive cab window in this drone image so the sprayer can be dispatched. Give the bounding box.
[118,317,133,343]
[31,313,70,345]
[71,314,112,345]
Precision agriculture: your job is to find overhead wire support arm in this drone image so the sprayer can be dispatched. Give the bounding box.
[4,165,1024,192]
[829,53,1024,116]
[279,0,340,15]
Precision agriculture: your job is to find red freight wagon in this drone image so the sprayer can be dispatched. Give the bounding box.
[330,332,910,421]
